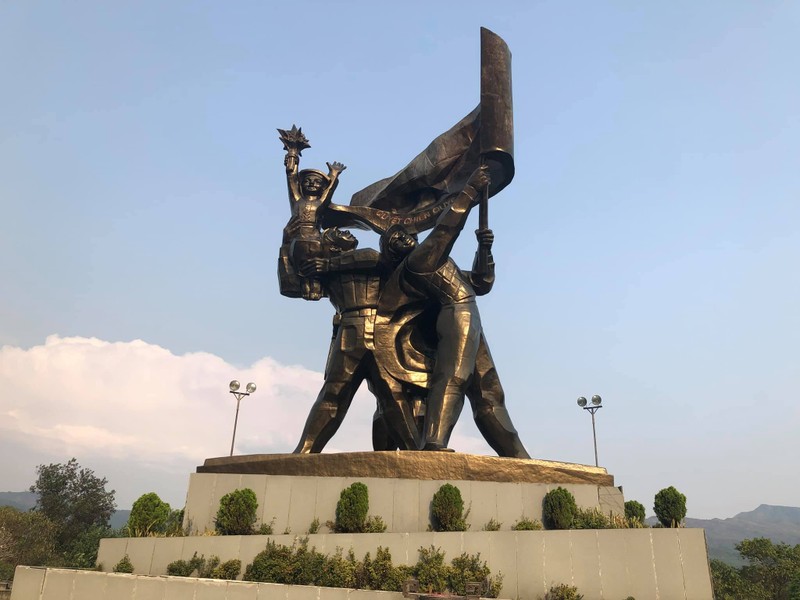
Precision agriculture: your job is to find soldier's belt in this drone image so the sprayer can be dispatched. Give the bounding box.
[340,307,378,317]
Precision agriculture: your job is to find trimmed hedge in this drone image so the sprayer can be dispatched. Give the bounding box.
[542,487,577,530]
[431,484,469,531]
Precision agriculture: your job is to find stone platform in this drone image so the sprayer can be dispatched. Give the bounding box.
[13,453,715,599]
[185,453,623,535]
[197,452,614,486]
[92,529,713,600]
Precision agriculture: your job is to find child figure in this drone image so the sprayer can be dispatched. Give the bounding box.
[278,125,346,300]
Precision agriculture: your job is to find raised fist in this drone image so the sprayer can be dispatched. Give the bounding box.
[467,164,490,192]
[475,228,494,248]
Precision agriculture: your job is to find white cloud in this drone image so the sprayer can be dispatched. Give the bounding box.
[0,335,328,506]
[0,334,493,508]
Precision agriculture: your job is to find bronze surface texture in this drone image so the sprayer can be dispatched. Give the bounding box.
[198,452,614,486]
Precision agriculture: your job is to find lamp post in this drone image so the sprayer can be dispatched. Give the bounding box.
[228,380,256,456]
[577,395,602,467]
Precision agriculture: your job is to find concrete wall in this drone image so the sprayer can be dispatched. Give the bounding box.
[97,529,713,600]
[10,567,412,600]
[183,473,625,535]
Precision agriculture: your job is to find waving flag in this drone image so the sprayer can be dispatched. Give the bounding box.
[323,28,514,235]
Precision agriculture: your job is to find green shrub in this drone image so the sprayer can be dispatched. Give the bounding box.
[653,486,686,528]
[0,562,15,582]
[572,507,612,529]
[164,509,185,536]
[168,553,240,580]
[244,539,294,582]
[64,524,113,569]
[307,517,320,534]
[542,487,577,530]
[210,558,241,580]
[364,515,387,533]
[244,538,324,585]
[482,518,502,531]
[166,552,205,577]
[166,558,193,577]
[415,545,449,593]
[113,554,134,573]
[321,547,358,588]
[354,550,371,589]
[335,482,370,533]
[431,484,469,531]
[127,492,172,536]
[256,518,275,535]
[369,546,406,591]
[215,488,258,535]
[197,555,220,578]
[542,583,584,600]
[241,540,500,595]
[448,551,503,598]
[624,500,646,525]
[512,517,543,530]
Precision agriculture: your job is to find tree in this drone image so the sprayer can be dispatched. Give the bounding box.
[624,500,646,525]
[215,488,258,535]
[709,538,800,600]
[0,526,12,564]
[542,487,577,530]
[737,537,800,600]
[710,559,769,600]
[789,571,800,600]
[30,458,116,559]
[430,484,468,532]
[335,482,370,533]
[127,492,172,536]
[0,506,59,578]
[653,486,686,528]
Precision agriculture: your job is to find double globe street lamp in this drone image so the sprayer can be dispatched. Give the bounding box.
[577,394,602,467]
[229,380,256,456]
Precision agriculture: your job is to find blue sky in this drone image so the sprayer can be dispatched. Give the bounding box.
[1,2,798,518]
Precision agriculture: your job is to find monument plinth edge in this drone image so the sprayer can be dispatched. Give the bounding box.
[197,451,614,486]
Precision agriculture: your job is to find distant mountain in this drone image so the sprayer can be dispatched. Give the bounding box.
[0,491,37,511]
[110,510,131,529]
[648,505,800,565]
[1,490,130,529]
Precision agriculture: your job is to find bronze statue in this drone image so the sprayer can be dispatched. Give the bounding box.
[292,228,421,453]
[278,125,346,301]
[375,166,528,456]
[280,28,529,457]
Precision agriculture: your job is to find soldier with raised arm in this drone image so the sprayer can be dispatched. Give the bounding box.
[377,165,529,456]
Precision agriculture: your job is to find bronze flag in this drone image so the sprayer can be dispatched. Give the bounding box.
[323,28,514,235]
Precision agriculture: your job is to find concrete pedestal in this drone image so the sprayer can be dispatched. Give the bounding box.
[11,453,714,599]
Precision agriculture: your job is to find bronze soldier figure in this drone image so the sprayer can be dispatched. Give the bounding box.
[377,165,529,456]
[292,228,421,453]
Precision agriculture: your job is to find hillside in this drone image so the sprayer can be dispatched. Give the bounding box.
[0,491,37,511]
[645,504,800,565]
[0,491,130,529]
[687,504,800,565]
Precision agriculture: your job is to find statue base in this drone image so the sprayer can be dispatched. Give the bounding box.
[183,452,624,537]
[197,451,614,486]
[84,452,713,600]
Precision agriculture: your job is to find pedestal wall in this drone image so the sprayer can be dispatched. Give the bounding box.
[95,529,714,600]
[185,453,623,535]
[10,567,410,600]
[184,473,625,535]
